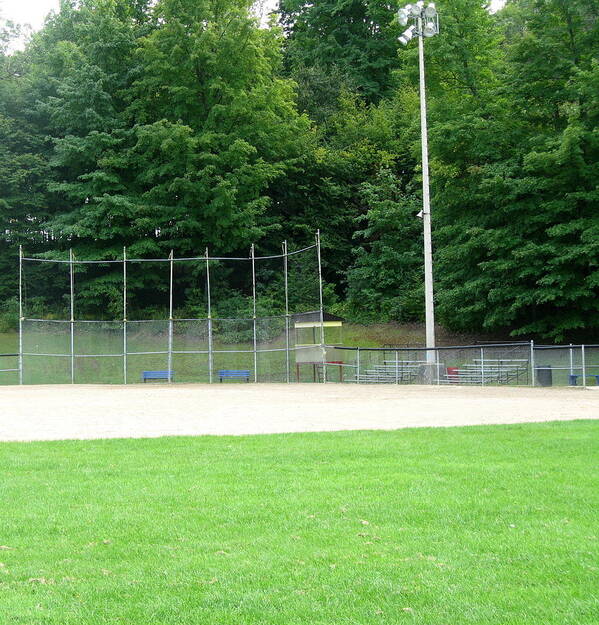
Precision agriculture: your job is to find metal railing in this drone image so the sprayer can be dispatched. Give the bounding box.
[327,342,599,388]
[2,338,599,387]
[0,353,19,384]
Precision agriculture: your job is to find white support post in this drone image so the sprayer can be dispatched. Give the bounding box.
[569,343,573,377]
[480,346,485,386]
[316,230,326,383]
[69,248,75,384]
[168,250,174,383]
[395,351,399,384]
[418,17,436,367]
[18,245,23,385]
[357,347,360,383]
[530,340,535,387]
[251,244,257,383]
[283,241,290,384]
[581,344,586,389]
[123,247,127,385]
[205,248,213,384]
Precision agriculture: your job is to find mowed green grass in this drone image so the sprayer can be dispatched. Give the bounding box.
[1,422,598,624]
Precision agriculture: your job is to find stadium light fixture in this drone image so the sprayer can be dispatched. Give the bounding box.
[423,22,437,37]
[396,1,440,361]
[397,1,439,46]
[398,25,415,45]
[424,2,436,18]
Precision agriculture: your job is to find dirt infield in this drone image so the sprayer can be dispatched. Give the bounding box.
[0,383,597,442]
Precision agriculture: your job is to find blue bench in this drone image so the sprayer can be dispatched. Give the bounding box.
[218,369,250,383]
[142,370,174,383]
[569,374,599,386]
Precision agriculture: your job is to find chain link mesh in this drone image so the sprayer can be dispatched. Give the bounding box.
[19,244,324,384]
[19,246,594,387]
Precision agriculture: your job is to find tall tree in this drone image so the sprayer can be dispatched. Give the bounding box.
[279,0,402,117]
[432,0,599,340]
[0,14,53,305]
[44,0,312,262]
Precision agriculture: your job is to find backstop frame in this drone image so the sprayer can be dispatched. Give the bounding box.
[17,233,326,385]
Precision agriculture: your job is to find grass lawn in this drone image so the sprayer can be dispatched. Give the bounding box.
[1,421,598,624]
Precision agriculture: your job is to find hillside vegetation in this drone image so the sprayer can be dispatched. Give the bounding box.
[0,0,597,342]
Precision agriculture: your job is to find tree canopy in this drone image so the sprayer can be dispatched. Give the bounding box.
[0,0,597,341]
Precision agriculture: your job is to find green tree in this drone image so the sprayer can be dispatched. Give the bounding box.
[279,0,402,114]
[432,0,599,341]
[346,168,423,322]
[0,14,53,303]
[46,0,312,260]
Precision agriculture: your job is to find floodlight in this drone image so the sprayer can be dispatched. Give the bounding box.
[417,1,425,8]
[398,25,415,45]
[423,22,437,37]
[425,3,437,18]
[397,8,409,26]
[410,4,421,16]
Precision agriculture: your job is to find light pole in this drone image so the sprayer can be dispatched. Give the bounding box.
[397,2,439,362]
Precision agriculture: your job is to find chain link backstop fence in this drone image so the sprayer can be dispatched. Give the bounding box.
[0,236,596,387]
[14,234,327,385]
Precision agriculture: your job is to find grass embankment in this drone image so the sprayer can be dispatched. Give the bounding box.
[1,421,598,624]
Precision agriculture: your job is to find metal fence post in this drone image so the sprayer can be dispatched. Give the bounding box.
[69,248,75,384]
[530,339,535,387]
[168,250,174,383]
[18,245,23,385]
[480,346,485,386]
[283,241,290,384]
[316,230,326,383]
[251,244,258,383]
[569,343,573,378]
[395,350,399,384]
[123,247,127,385]
[205,248,213,384]
[582,344,586,389]
[357,347,360,383]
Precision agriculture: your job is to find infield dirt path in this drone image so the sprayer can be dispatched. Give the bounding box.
[0,384,597,442]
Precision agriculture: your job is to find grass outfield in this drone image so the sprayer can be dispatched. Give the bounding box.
[1,422,598,624]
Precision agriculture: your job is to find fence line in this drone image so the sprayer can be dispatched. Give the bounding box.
[340,344,598,387]
[251,243,258,383]
[316,230,326,384]
[69,248,75,385]
[283,240,290,384]
[205,248,213,384]
[9,241,597,387]
[5,340,598,386]
[18,245,23,385]
[333,342,531,352]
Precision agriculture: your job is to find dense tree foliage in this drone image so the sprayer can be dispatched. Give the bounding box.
[432,0,599,341]
[0,0,597,340]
